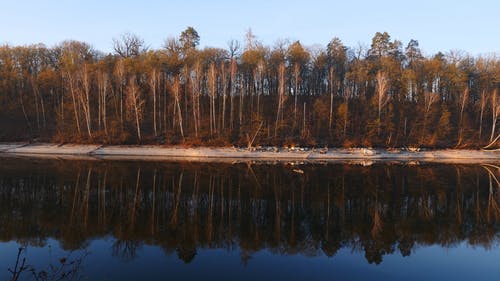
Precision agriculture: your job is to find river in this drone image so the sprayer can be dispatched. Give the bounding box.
[0,157,499,280]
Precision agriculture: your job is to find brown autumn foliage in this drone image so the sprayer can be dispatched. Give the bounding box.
[0,30,499,147]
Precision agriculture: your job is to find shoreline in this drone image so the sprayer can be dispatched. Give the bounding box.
[1,143,500,164]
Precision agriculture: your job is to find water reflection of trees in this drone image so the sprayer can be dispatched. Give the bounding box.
[0,159,499,264]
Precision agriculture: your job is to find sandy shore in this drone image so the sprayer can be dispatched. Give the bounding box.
[0,143,499,163]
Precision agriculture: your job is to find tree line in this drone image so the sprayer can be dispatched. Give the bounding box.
[1,28,499,147]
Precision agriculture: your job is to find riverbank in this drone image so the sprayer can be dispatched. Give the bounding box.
[0,143,499,163]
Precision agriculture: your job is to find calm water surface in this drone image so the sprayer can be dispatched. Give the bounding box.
[0,157,499,281]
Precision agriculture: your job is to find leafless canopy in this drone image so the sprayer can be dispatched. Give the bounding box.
[113,32,148,58]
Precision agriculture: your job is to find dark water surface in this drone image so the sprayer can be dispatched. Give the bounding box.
[0,157,499,281]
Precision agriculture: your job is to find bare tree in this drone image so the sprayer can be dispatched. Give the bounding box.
[173,76,184,139]
[114,59,126,131]
[229,58,238,131]
[113,33,147,58]
[275,63,287,138]
[18,82,33,134]
[148,67,159,136]
[457,87,469,146]
[485,89,500,148]
[208,62,217,135]
[420,92,439,144]
[342,85,352,137]
[302,102,307,137]
[254,61,265,117]
[79,63,92,139]
[239,74,244,128]
[188,62,202,138]
[328,67,335,130]
[227,39,240,59]
[64,69,81,135]
[126,76,144,141]
[293,63,300,128]
[97,69,109,136]
[30,75,46,130]
[220,62,228,130]
[478,90,488,141]
[376,71,390,136]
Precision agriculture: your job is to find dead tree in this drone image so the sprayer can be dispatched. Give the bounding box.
[173,76,184,139]
[65,69,81,135]
[220,62,228,130]
[30,75,46,130]
[189,63,202,138]
[97,70,109,136]
[376,71,390,136]
[208,62,217,135]
[485,89,500,149]
[148,68,159,136]
[79,64,92,139]
[293,63,300,129]
[328,67,335,130]
[490,89,500,142]
[457,87,469,146]
[126,76,144,141]
[114,59,126,131]
[275,63,287,138]
[229,58,238,131]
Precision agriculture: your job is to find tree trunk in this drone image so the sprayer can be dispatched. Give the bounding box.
[302,102,307,137]
[135,103,141,141]
[221,63,227,131]
[102,73,108,136]
[174,78,184,139]
[208,63,216,136]
[275,63,286,138]
[191,82,198,138]
[457,88,469,146]
[127,76,143,141]
[67,72,81,135]
[31,77,40,130]
[490,90,498,143]
[344,101,348,137]
[19,90,32,134]
[376,71,389,137]
[80,65,92,139]
[150,69,158,137]
[479,90,486,141]
[229,59,237,132]
[40,89,46,128]
[294,64,300,130]
[329,67,334,130]
[239,82,244,129]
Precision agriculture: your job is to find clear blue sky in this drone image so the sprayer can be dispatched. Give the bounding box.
[1,0,498,56]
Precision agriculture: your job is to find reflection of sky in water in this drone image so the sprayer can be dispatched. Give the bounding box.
[1,239,499,281]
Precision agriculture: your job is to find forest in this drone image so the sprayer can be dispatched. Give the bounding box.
[1,27,499,148]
